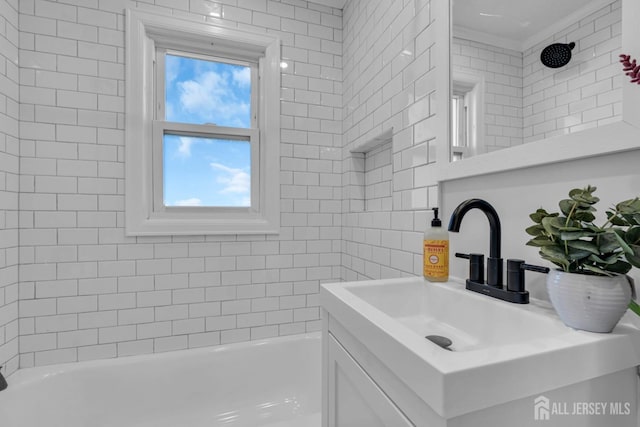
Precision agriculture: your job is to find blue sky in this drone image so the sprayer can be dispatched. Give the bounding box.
[163,54,252,207]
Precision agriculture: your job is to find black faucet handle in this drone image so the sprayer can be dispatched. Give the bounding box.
[507,259,550,293]
[455,253,484,284]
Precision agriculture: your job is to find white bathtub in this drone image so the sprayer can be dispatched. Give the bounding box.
[0,332,320,427]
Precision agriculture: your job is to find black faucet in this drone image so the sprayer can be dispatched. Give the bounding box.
[448,198,503,286]
[448,199,549,304]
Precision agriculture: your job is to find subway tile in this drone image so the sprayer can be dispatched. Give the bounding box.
[137,321,171,340]
[117,339,153,357]
[188,331,220,348]
[34,348,77,366]
[78,343,116,361]
[118,307,154,325]
[58,329,98,348]
[98,325,136,344]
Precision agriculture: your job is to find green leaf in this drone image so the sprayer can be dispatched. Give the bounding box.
[613,230,634,255]
[558,225,584,232]
[606,211,628,226]
[627,254,640,269]
[525,224,545,237]
[526,238,557,247]
[529,209,558,224]
[541,245,570,262]
[625,244,640,269]
[582,264,614,276]
[566,240,599,254]
[567,248,592,261]
[559,199,576,217]
[589,253,622,265]
[542,216,565,236]
[625,227,640,245]
[605,260,632,275]
[560,231,596,240]
[629,299,640,317]
[622,214,638,226]
[569,186,599,204]
[540,253,570,270]
[617,198,640,214]
[598,233,621,253]
[573,210,596,222]
[540,245,565,258]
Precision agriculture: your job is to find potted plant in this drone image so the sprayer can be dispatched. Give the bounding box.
[526,185,640,332]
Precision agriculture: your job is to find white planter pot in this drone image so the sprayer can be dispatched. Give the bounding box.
[546,270,632,333]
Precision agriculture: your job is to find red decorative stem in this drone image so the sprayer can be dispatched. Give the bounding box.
[620,54,640,84]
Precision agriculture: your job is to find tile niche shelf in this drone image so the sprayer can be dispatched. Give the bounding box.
[347,128,394,212]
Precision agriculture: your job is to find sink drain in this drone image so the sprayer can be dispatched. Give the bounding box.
[425,335,453,351]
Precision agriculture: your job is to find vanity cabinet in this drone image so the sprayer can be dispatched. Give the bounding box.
[322,306,638,427]
[322,311,448,427]
[326,333,413,427]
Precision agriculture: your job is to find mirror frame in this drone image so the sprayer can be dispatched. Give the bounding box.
[434,0,640,183]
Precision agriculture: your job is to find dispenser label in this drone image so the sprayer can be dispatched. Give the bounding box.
[424,240,449,278]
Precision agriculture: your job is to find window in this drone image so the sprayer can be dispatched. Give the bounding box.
[125,9,280,235]
[451,92,468,161]
[451,75,484,161]
[156,52,257,209]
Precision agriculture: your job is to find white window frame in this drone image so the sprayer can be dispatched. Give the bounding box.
[125,9,280,236]
[451,74,485,161]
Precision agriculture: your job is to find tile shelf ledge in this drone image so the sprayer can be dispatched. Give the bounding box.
[435,121,640,183]
[349,127,394,154]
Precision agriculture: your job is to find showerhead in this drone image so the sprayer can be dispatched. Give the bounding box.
[540,42,576,68]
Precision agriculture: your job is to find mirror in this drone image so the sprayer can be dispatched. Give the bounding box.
[452,0,623,160]
[435,0,640,180]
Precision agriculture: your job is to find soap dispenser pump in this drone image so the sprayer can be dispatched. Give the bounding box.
[424,208,449,282]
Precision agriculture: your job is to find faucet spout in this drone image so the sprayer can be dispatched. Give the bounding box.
[448,199,501,259]
[448,199,502,286]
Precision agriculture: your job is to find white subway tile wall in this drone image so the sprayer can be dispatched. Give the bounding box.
[523,1,622,142]
[0,0,20,376]
[17,0,342,368]
[341,0,438,281]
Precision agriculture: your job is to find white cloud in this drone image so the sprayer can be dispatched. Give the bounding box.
[211,163,250,195]
[232,67,251,87]
[177,71,250,127]
[176,136,196,157]
[174,198,202,206]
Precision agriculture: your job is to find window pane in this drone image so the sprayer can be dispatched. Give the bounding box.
[451,97,460,148]
[165,54,252,128]
[163,134,251,207]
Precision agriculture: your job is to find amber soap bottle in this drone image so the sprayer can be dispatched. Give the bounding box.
[423,208,449,282]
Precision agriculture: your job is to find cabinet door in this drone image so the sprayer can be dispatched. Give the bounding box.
[327,334,414,427]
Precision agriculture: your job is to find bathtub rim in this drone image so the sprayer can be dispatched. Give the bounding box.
[4,331,320,389]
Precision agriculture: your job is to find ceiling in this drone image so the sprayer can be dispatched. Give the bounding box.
[453,0,614,50]
[308,0,615,50]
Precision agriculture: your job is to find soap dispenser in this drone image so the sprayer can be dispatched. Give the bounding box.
[424,208,449,282]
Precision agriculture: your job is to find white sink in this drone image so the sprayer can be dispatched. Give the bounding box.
[345,277,569,352]
[321,276,640,418]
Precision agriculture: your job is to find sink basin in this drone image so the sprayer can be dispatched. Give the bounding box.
[321,276,640,418]
[346,277,567,352]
